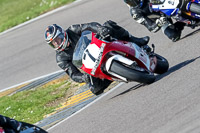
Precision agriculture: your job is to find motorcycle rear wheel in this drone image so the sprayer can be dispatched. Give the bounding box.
[154,54,169,74]
[110,61,156,84]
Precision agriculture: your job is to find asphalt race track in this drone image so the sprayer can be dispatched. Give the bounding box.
[1,0,200,132]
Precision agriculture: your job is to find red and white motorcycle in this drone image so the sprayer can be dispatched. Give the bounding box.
[72,31,169,84]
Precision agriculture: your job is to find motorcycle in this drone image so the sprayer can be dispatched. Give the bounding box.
[72,31,169,84]
[0,121,47,133]
[150,0,200,28]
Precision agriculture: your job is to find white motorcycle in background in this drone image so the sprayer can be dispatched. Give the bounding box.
[151,0,200,28]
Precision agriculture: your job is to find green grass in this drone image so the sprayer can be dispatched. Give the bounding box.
[0,0,75,32]
[0,80,79,124]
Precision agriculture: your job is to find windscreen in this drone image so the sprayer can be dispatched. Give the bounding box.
[72,31,92,68]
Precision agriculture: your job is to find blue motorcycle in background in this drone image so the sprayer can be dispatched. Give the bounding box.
[151,0,200,28]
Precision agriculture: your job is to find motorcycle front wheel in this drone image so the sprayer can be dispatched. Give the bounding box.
[154,54,169,74]
[110,61,156,84]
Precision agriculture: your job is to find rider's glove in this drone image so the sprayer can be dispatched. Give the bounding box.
[97,26,111,39]
[156,17,167,27]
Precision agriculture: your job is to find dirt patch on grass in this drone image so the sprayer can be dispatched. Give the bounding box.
[45,77,80,108]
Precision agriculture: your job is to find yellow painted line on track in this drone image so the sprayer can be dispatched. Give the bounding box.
[79,83,86,86]
[65,89,92,103]
[44,89,94,118]
[65,92,93,106]
[59,89,93,108]
[56,90,95,110]
[44,82,120,118]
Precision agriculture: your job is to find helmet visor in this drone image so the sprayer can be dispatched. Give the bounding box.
[49,33,64,49]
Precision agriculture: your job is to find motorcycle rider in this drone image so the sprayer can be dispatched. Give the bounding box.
[0,115,21,133]
[44,20,150,95]
[124,0,186,42]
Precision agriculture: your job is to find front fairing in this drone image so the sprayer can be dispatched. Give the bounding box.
[72,31,111,79]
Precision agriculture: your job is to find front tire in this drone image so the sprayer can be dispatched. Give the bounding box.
[154,54,169,74]
[110,61,156,84]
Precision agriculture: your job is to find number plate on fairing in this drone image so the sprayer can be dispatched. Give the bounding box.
[82,43,106,75]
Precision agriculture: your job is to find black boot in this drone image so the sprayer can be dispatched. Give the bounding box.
[89,83,103,95]
[164,26,180,42]
[163,22,185,42]
[89,77,112,95]
[128,35,152,53]
[103,20,150,46]
[129,36,150,46]
[174,22,185,31]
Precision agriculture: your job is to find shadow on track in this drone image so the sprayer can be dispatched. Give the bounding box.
[110,83,145,99]
[110,56,200,99]
[179,28,200,41]
[155,56,200,81]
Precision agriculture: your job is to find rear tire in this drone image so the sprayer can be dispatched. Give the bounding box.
[190,3,200,14]
[110,61,156,84]
[154,54,169,74]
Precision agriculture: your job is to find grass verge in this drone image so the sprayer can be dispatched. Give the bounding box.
[0,75,80,124]
[0,0,75,32]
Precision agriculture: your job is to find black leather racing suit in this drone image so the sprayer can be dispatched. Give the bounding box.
[56,20,149,95]
[128,0,162,33]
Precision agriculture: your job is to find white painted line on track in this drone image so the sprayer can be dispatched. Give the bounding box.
[0,0,84,36]
[47,82,124,131]
[0,70,64,93]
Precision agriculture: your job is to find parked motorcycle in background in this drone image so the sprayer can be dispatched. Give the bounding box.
[72,31,169,85]
[150,0,200,28]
